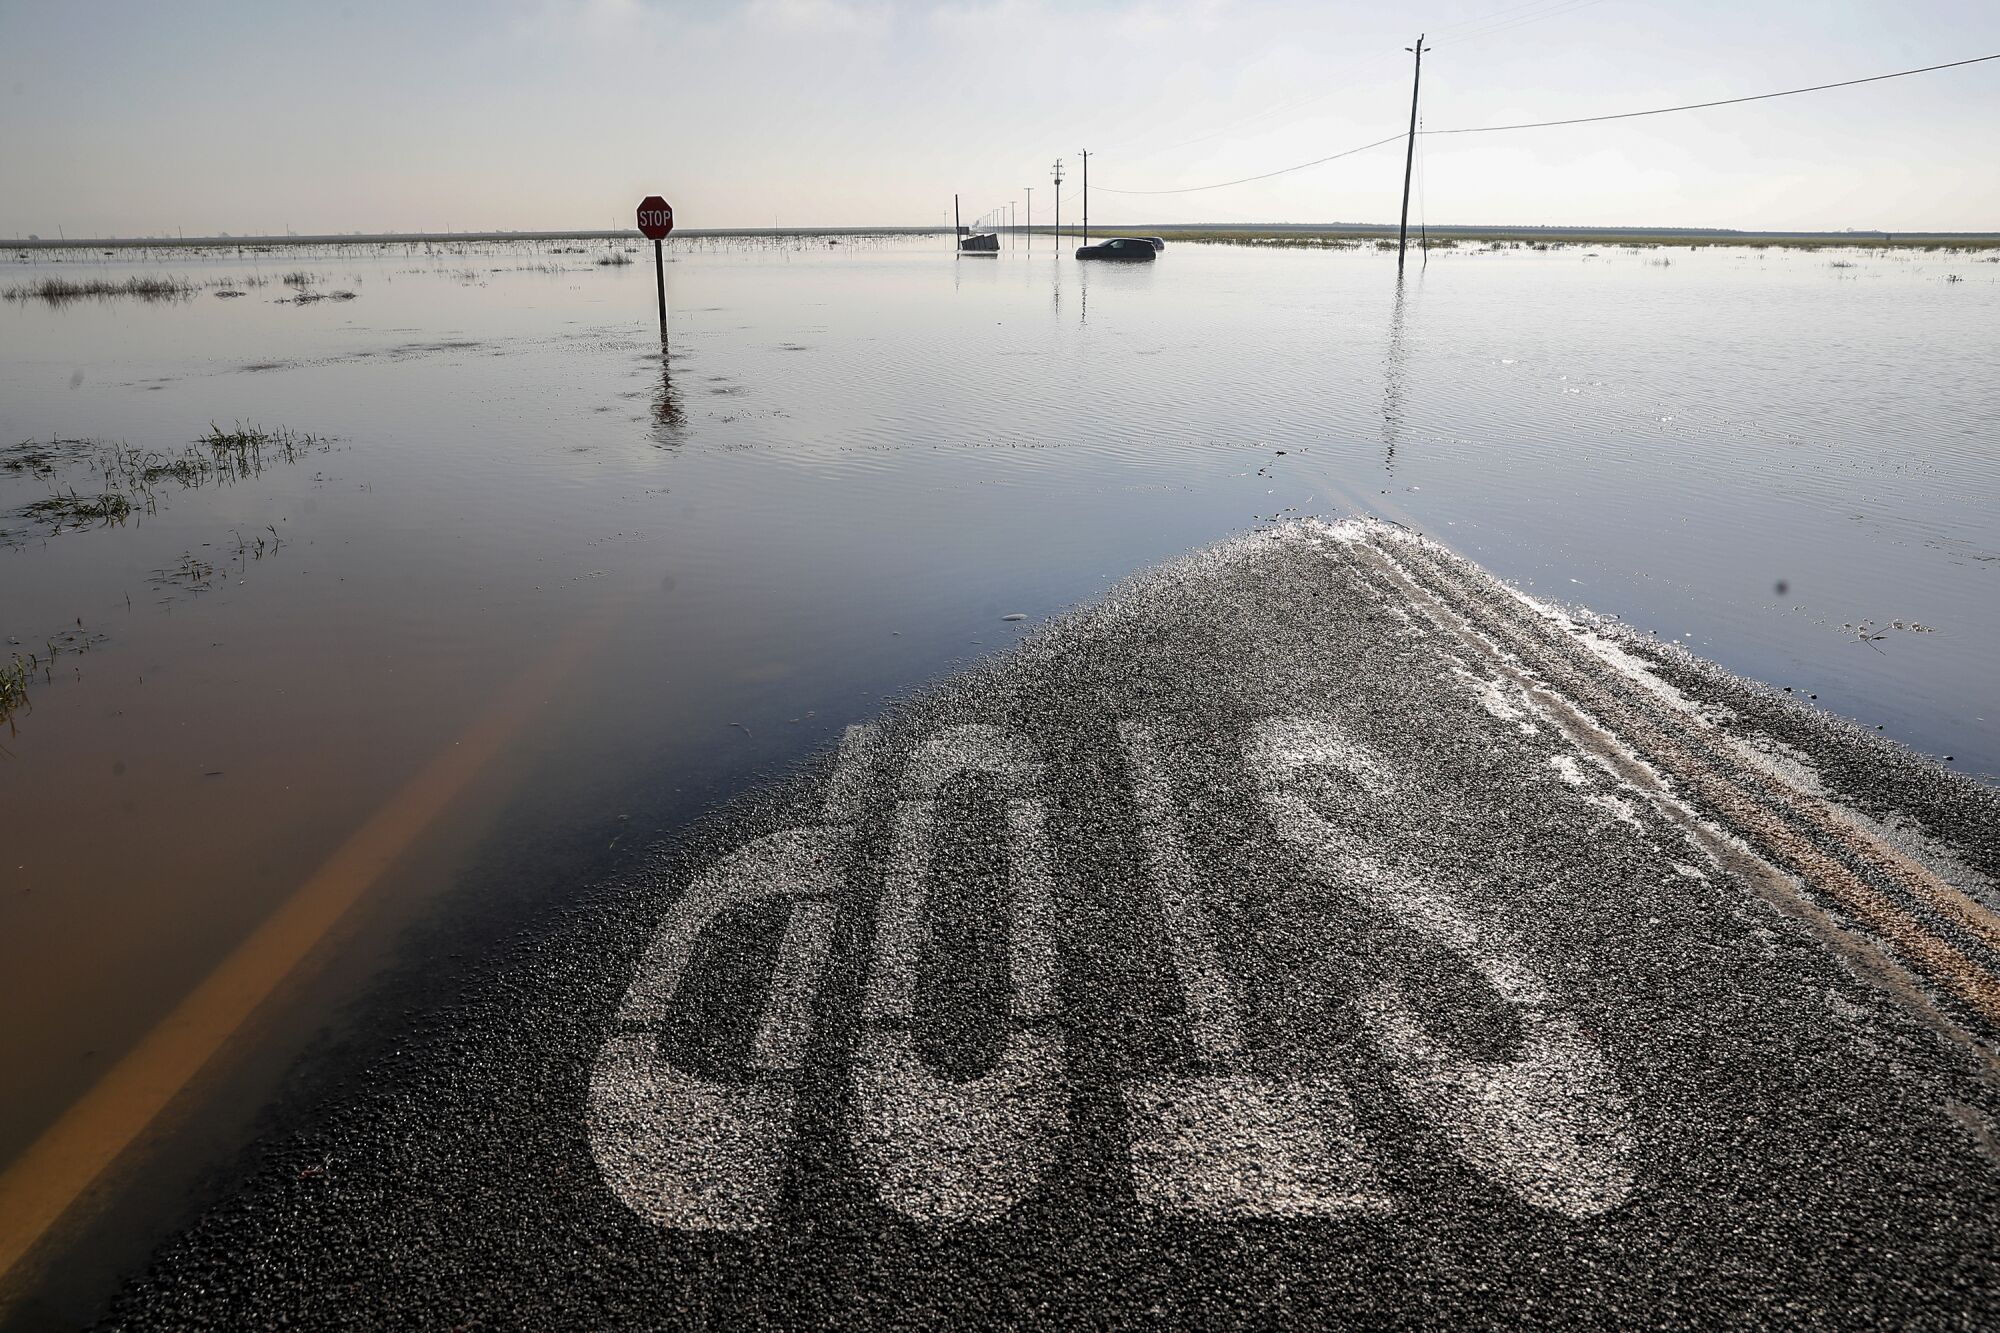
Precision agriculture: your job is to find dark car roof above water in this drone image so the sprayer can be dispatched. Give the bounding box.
[1077,238,1157,259]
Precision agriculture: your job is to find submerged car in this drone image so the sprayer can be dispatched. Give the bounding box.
[1075,237,1158,261]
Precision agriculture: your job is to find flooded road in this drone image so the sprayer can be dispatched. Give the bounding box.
[69,519,2000,1330]
[1,234,1995,1322]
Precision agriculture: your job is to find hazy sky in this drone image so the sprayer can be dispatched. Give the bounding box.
[3,0,1996,236]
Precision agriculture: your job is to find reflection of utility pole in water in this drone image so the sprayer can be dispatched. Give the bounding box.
[1380,275,1410,473]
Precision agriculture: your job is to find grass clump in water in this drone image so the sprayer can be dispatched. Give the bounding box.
[22,489,132,526]
[5,425,329,543]
[0,654,29,723]
[597,251,635,266]
[2,438,96,478]
[201,422,282,453]
[2,275,196,305]
[199,422,321,460]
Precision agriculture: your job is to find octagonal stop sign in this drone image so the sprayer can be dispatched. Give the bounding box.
[637,196,674,240]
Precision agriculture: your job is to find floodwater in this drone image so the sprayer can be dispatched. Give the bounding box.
[1,233,1995,1320]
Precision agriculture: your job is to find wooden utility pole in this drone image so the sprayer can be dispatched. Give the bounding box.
[1397,35,1430,272]
[1025,186,1032,251]
[1080,150,1096,246]
[954,193,961,252]
[1052,159,1065,245]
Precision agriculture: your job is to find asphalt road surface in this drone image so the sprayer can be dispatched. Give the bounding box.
[91,520,2000,1328]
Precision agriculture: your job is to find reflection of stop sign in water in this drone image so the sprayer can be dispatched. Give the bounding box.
[637,197,674,240]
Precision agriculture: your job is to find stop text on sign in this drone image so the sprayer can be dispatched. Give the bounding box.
[587,719,1637,1230]
[636,195,674,240]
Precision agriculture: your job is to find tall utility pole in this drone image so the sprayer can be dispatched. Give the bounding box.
[1052,159,1065,246]
[1397,35,1430,273]
[1080,149,1090,246]
[1025,187,1032,251]
[954,194,961,253]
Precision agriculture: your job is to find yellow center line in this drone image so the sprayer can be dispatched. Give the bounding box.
[0,617,601,1290]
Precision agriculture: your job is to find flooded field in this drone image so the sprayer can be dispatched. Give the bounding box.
[2,233,1996,1318]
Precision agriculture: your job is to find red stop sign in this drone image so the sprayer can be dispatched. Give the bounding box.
[636,196,674,240]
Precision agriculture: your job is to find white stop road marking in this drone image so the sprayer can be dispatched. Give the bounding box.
[589,716,1638,1228]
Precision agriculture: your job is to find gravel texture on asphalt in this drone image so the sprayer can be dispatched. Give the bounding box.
[96,519,2000,1330]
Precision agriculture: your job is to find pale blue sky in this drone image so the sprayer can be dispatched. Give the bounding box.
[2,0,1996,236]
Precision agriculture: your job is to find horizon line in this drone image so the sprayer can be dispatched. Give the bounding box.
[12,222,2000,249]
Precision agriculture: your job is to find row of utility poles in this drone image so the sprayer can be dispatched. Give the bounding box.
[1021,150,1092,250]
[961,39,1429,270]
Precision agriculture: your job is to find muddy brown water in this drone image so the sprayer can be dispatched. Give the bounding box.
[0,234,1994,1322]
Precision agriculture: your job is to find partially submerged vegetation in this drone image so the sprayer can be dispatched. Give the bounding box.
[0,268,360,306]
[2,274,197,305]
[0,425,324,720]
[1,654,30,726]
[22,489,133,526]
[1,437,95,478]
[1,624,107,729]
[4,424,329,539]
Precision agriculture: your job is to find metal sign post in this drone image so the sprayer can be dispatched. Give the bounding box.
[636,195,675,339]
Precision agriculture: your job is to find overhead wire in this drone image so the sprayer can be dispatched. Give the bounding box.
[1130,86,1349,163]
[1092,132,1407,195]
[1091,0,1582,167]
[1114,43,1414,164]
[1068,0,1607,197]
[1121,0,1610,169]
[1425,51,2000,134]
[1088,49,2000,197]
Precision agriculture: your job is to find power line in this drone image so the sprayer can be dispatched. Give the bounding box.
[1038,2,1595,202]
[1098,0,1576,167]
[1129,85,1346,163]
[1089,49,2000,198]
[1425,51,2000,135]
[1092,133,1406,195]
